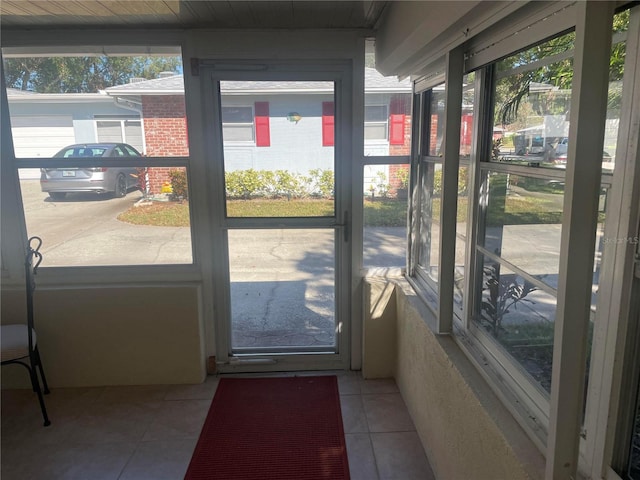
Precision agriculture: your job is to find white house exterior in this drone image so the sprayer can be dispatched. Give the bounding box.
[7,68,411,190]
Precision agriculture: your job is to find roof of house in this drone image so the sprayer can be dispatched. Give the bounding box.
[6,88,115,103]
[103,67,411,96]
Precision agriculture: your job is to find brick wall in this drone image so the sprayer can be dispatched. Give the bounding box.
[142,95,189,157]
[142,95,189,194]
[389,93,412,194]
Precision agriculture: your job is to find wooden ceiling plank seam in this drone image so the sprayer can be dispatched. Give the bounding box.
[213,1,242,28]
[168,0,197,23]
[95,0,122,23]
[184,2,222,27]
[253,1,293,28]
[0,1,46,16]
[227,1,254,28]
[162,0,182,21]
[291,1,316,29]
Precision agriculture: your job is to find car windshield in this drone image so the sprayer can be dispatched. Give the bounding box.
[56,147,108,158]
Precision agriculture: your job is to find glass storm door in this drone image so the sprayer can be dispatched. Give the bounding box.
[203,64,352,372]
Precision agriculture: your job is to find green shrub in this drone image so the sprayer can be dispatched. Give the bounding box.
[274,170,306,199]
[433,169,442,196]
[225,169,264,198]
[429,168,468,196]
[395,167,409,188]
[307,169,334,198]
[375,171,390,197]
[225,168,334,199]
[169,169,188,200]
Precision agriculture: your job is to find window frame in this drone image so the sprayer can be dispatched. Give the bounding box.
[407,3,639,477]
[94,117,144,153]
[363,103,389,143]
[1,44,197,275]
[409,89,443,312]
[220,104,255,144]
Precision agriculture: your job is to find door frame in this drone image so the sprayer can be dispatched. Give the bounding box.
[200,60,353,373]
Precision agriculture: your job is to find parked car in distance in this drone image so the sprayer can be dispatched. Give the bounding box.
[553,148,612,165]
[40,143,141,200]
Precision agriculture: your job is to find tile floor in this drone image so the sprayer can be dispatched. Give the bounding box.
[1,372,435,480]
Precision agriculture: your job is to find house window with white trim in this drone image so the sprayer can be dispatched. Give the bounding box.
[221,106,254,142]
[95,117,144,153]
[364,104,388,141]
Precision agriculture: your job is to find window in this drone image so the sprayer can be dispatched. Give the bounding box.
[95,118,144,153]
[361,52,411,270]
[221,82,333,218]
[454,74,475,314]
[459,34,579,424]
[364,105,388,141]
[2,47,193,267]
[220,102,271,147]
[363,163,409,269]
[411,85,446,303]
[407,6,640,471]
[221,106,254,142]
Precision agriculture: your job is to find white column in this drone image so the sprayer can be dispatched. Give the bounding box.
[546,2,614,479]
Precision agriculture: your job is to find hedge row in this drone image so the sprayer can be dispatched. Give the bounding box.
[168,168,334,200]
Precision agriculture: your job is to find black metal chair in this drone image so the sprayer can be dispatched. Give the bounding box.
[1,236,51,426]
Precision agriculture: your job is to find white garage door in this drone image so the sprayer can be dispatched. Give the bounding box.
[11,115,75,158]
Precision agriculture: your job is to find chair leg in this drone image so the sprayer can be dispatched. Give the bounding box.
[34,347,50,395]
[34,380,51,427]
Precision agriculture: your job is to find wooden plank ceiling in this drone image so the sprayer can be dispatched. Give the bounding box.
[0,1,389,30]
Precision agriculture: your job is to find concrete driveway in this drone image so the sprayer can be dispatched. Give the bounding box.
[20,179,193,266]
[20,178,408,268]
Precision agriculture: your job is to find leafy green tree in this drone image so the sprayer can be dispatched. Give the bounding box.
[4,56,181,93]
[495,9,628,127]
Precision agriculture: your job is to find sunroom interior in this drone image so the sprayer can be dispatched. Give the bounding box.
[1,1,640,479]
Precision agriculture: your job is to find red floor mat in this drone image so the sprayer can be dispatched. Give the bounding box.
[184,375,350,480]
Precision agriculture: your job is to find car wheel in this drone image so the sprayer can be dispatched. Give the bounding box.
[49,192,66,200]
[114,174,127,198]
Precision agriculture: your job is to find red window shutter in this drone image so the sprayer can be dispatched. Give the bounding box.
[254,102,270,147]
[460,115,473,146]
[322,102,335,147]
[389,114,405,145]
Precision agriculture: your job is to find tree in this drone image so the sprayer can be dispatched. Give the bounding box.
[4,56,182,93]
[495,9,629,127]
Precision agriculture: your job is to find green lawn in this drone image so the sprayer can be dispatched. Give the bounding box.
[119,198,410,227]
[118,202,191,227]
[118,195,565,227]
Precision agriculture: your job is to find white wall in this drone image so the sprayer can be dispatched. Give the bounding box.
[223,93,335,173]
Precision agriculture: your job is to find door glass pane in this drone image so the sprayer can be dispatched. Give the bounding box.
[221,81,335,217]
[228,229,336,351]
